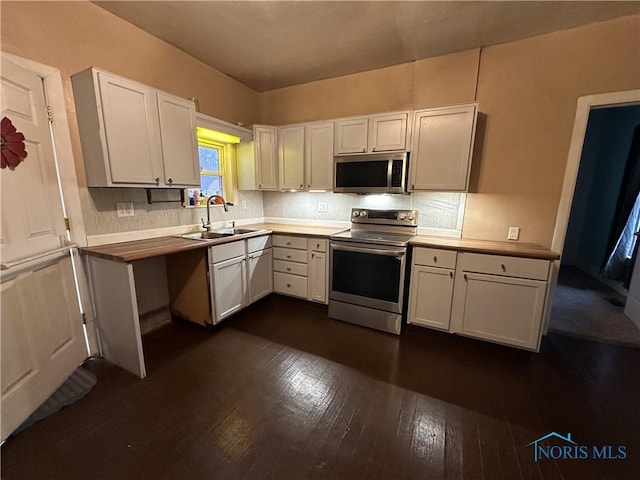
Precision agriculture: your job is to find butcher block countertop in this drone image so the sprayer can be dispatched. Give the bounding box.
[410,236,560,260]
[81,224,347,263]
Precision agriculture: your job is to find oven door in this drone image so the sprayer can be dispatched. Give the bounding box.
[330,240,407,313]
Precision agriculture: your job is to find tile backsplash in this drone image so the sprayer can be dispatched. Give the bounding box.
[263,191,465,236]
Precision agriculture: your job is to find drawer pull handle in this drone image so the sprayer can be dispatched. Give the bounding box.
[433,256,437,263]
[501,264,506,272]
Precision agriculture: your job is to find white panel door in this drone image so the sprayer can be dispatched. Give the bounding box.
[254,126,278,190]
[211,255,247,323]
[1,58,87,441]
[369,112,408,152]
[278,125,305,190]
[334,118,368,154]
[157,92,199,187]
[248,248,273,303]
[307,251,327,303]
[305,122,334,190]
[407,265,455,331]
[96,71,163,185]
[409,104,477,191]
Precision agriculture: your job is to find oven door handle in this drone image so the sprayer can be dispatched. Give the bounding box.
[331,243,406,257]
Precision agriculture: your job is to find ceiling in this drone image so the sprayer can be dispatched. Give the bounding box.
[94,1,640,92]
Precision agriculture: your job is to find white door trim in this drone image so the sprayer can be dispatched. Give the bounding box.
[542,89,640,333]
[1,52,99,355]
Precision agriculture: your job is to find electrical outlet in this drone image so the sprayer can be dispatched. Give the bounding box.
[116,202,134,217]
[241,200,247,209]
[318,202,327,213]
[508,226,520,241]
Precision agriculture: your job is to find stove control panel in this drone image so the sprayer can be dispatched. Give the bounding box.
[350,208,418,227]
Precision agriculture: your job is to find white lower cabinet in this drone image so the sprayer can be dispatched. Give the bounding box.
[307,240,328,304]
[248,248,273,303]
[408,248,551,351]
[211,255,247,323]
[408,248,457,331]
[450,253,550,351]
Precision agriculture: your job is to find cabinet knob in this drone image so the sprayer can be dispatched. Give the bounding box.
[286,283,291,288]
[316,243,320,249]
[286,267,291,271]
[433,256,438,263]
[411,184,415,189]
[258,183,262,188]
[449,271,453,279]
[286,242,291,245]
[308,184,311,187]
[464,274,468,280]
[501,264,506,272]
[155,177,160,185]
[300,184,303,188]
[311,253,315,259]
[286,255,291,259]
[167,178,173,185]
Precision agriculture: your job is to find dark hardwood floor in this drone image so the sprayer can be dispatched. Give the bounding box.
[2,295,639,479]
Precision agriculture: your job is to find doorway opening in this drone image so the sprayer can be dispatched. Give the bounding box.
[549,104,640,348]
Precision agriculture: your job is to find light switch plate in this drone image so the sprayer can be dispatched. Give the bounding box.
[116,202,134,217]
[508,226,520,241]
[318,202,328,213]
[241,200,247,209]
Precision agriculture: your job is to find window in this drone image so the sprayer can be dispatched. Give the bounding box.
[187,126,240,206]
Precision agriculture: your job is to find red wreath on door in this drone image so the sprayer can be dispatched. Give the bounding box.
[1,117,28,169]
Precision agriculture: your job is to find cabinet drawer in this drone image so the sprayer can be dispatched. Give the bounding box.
[413,247,457,269]
[273,247,308,263]
[459,253,550,281]
[274,272,308,298]
[273,235,308,250]
[309,238,327,253]
[273,259,308,276]
[209,240,245,264]
[247,235,272,253]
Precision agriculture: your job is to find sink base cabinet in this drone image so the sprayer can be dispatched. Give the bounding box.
[210,255,248,323]
[166,249,211,326]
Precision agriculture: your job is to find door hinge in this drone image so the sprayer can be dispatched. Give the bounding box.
[46,105,54,123]
[64,217,71,231]
[82,313,87,325]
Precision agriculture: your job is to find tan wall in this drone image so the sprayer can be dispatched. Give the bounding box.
[466,14,640,247]
[1,1,261,236]
[260,16,640,248]
[260,49,480,124]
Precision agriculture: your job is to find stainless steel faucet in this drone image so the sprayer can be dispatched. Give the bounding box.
[201,194,228,231]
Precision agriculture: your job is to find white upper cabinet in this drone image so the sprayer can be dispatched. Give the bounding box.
[157,92,199,187]
[334,111,409,155]
[369,112,408,152]
[278,125,305,190]
[334,118,369,154]
[409,103,477,192]
[71,68,199,187]
[304,122,334,190]
[255,125,279,190]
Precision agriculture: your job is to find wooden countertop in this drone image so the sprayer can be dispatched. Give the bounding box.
[410,236,560,260]
[81,223,348,263]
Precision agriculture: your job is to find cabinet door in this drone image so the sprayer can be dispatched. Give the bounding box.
[334,118,368,154]
[409,104,477,191]
[451,271,547,351]
[408,265,454,331]
[254,126,278,190]
[248,249,273,304]
[278,125,305,190]
[307,251,327,304]
[211,255,247,323]
[369,112,408,152]
[97,71,163,185]
[305,122,334,190]
[157,92,200,187]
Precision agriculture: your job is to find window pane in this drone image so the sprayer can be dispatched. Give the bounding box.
[199,146,220,172]
[201,174,223,197]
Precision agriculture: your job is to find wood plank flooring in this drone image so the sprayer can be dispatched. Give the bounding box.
[2,295,639,479]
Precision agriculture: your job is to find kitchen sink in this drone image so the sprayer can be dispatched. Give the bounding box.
[179,228,264,241]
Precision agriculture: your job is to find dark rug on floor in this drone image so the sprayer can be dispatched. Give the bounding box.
[11,366,97,437]
[549,266,640,349]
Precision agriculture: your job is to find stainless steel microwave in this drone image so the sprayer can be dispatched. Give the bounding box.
[334,152,409,194]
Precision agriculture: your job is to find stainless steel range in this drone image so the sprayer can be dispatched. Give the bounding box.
[329,208,418,335]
